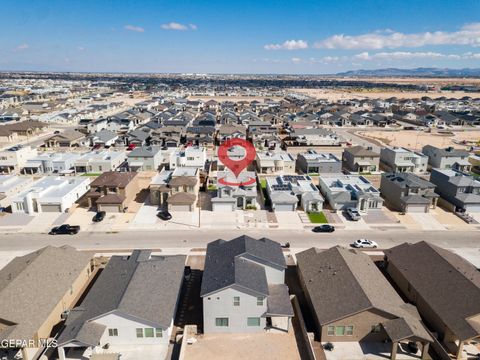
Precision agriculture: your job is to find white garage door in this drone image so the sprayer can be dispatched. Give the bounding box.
[406,204,428,213]
[274,204,295,212]
[213,203,234,212]
[170,204,192,212]
[41,204,62,212]
[100,204,121,213]
[466,204,480,212]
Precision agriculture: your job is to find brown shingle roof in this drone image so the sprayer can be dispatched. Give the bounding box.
[345,145,379,157]
[96,194,126,204]
[168,192,196,205]
[385,241,480,341]
[91,171,137,188]
[169,176,198,187]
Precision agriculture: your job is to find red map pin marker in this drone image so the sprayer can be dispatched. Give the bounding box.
[218,138,256,178]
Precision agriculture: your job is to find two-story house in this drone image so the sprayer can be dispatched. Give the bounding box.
[169,146,206,170]
[380,173,439,213]
[422,145,471,172]
[429,168,480,212]
[127,146,163,171]
[255,151,295,175]
[149,167,199,211]
[211,171,259,212]
[56,250,185,360]
[380,147,428,173]
[343,146,380,173]
[201,236,293,333]
[0,145,37,174]
[85,171,139,212]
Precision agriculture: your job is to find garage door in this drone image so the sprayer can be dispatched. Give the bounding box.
[466,204,480,212]
[406,204,428,213]
[170,204,192,212]
[213,203,234,212]
[100,204,121,213]
[41,204,62,212]
[274,204,295,211]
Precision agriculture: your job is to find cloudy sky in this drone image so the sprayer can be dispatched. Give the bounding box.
[1,0,479,74]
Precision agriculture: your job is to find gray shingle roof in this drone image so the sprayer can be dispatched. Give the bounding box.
[200,236,286,297]
[385,241,480,341]
[57,251,186,346]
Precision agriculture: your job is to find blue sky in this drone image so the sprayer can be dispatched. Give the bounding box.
[1,0,479,74]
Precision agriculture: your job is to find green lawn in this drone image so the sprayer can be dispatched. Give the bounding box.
[307,211,328,224]
[260,179,267,189]
[207,185,217,191]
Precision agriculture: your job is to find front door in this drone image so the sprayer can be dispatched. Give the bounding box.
[237,197,244,209]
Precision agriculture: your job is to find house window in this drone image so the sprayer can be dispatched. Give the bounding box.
[327,326,335,336]
[155,328,163,338]
[371,324,382,333]
[233,296,240,306]
[256,297,263,306]
[335,326,345,336]
[247,317,261,327]
[15,202,24,211]
[215,318,229,327]
[108,328,118,337]
[136,328,143,338]
[144,328,154,337]
[345,326,354,336]
[109,187,118,193]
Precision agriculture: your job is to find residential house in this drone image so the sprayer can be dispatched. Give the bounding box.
[87,129,118,147]
[85,172,138,212]
[217,124,246,143]
[296,151,342,175]
[0,246,95,360]
[429,168,480,212]
[169,146,206,170]
[384,242,480,359]
[127,146,163,171]
[22,153,81,174]
[319,174,384,213]
[149,167,199,211]
[343,146,380,173]
[255,151,295,175]
[296,246,432,360]
[287,129,342,147]
[380,147,428,173]
[201,236,293,333]
[0,145,38,174]
[56,250,186,360]
[126,129,151,147]
[151,126,184,148]
[266,175,323,212]
[11,176,90,214]
[380,173,439,213]
[45,130,86,148]
[422,146,471,171]
[211,171,258,211]
[0,175,35,208]
[74,150,125,174]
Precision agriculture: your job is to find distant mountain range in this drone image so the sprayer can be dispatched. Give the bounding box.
[336,67,480,77]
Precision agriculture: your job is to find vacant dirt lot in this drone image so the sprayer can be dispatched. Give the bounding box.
[355,130,480,150]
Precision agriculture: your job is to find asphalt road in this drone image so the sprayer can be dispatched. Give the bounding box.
[0,228,478,252]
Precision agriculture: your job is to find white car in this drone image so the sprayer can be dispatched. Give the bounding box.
[352,239,378,248]
[346,207,361,221]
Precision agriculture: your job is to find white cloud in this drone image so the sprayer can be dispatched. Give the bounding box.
[353,51,480,61]
[264,40,308,50]
[125,25,145,33]
[314,23,480,49]
[77,46,85,51]
[161,22,197,31]
[291,57,302,63]
[14,44,29,52]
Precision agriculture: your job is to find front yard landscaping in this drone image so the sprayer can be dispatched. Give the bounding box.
[307,211,328,223]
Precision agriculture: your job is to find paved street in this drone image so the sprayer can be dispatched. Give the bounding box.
[0,228,478,253]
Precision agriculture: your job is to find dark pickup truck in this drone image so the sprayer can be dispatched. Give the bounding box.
[49,224,81,235]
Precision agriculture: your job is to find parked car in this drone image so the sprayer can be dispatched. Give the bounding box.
[92,143,102,150]
[92,211,106,222]
[157,211,172,221]
[346,207,361,221]
[312,225,335,233]
[351,239,378,248]
[127,143,136,151]
[49,224,80,235]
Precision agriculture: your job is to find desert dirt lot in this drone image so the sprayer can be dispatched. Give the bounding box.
[188,95,284,102]
[183,332,301,360]
[354,130,480,150]
[291,88,480,100]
